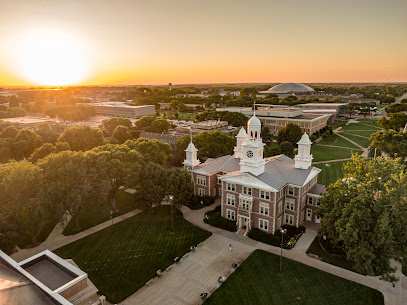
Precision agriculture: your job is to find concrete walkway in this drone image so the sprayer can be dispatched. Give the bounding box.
[312,158,352,164]
[340,132,370,139]
[11,209,142,262]
[334,131,369,157]
[119,202,405,305]
[316,144,363,150]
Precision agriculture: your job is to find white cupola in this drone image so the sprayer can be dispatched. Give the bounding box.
[239,113,265,176]
[183,138,200,168]
[294,133,313,169]
[233,127,248,159]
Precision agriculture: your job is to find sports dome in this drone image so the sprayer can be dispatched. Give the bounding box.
[265,83,314,94]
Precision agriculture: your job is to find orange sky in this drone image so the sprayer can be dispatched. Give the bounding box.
[1,0,406,86]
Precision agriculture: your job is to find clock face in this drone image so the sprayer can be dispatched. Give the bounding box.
[247,150,254,158]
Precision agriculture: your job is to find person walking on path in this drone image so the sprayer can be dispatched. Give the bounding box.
[229,243,232,251]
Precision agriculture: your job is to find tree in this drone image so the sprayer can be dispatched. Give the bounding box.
[261,126,272,144]
[13,128,43,159]
[39,151,109,231]
[369,129,407,159]
[264,143,281,158]
[174,134,191,166]
[99,117,132,137]
[0,120,11,132]
[151,118,170,133]
[35,124,58,144]
[92,144,143,211]
[57,125,105,151]
[167,167,194,207]
[125,138,172,166]
[134,115,155,130]
[193,130,236,160]
[0,162,52,246]
[29,143,56,163]
[378,112,407,130]
[0,126,19,139]
[170,100,180,110]
[318,154,407,283]
[134,162,168,212]
[277,123,302,146]
[381,94,395,104]
[0,137,14,163]
[110,125,132,144]
[279,141,294,158]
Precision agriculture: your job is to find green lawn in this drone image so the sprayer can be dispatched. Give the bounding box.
[317,134,359,149]
[204,250,383,305]
[340,123,380,131]
[339,133,371,148]
[54,205,211,303]
[63,190,136,236]
[311,145,361,162]
[314,161,349,186]
[340,130,377,137]
[356,119,381,128]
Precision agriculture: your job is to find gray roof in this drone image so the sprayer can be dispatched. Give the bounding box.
[194,153,319,189]
[308,184,327,195]
[193,155,239,175]
[266,83,315,94]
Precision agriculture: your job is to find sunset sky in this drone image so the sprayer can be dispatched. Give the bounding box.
[1,0,406,86]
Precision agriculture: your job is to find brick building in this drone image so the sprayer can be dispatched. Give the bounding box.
[184,112,326,234]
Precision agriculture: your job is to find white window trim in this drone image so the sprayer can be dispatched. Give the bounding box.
[198,188,205,196]
[258,218,269,231]
[259,202,269,216]
[197,175,206,186]
[226,209,235,221]
[226,194,235,206]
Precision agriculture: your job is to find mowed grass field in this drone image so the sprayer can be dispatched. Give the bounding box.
[204,250,384,305]
[311,145,361,162]
[316,134,359,149]
[339,122,381,132]
[54,205,212,303]
[314,160,349,186]
[339,133,371,148]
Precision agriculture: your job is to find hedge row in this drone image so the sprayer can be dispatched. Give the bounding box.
[204,206,236,232]
[187,195,215,210]
[248,225,305,249]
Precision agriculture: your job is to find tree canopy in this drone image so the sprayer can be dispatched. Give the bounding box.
[277,123,302,146]
[318,154,407,283]
[99,117,133,136]
[369,129,407,159]
[57,125,105,151]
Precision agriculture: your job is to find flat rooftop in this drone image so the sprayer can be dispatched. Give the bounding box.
[23,258,75,291]
[2,116,55,124]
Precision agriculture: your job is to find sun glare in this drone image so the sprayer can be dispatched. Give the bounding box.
[16,29,88,86]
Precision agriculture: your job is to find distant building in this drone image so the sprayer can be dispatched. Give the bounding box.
[217,107,330,136]
[258,83,315,98]
[0,250,99,305]
[174,120,240,136]
[184,113,326,234]
[297,103,349,122]
[2,116,66,132]
[139,131,182,149]
[81,102,155,118]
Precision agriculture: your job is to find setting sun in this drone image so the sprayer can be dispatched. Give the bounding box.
[16,29,88,86]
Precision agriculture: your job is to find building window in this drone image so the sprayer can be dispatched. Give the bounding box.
[240,199,250,210]
[285,199,295,211]
[308,197,314,205]
[259,203,269,216]
[226,209,235,221]
[243,186,252,195]
[198,188,205,196]
[285,214,294,225]
[226,194,235,206]
[259,219,269,231]
[287,186,294,195]
[197,175,206,186]
[260,190,270,200]
[227,183,236,191]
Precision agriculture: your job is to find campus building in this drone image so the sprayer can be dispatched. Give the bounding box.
[184,113,326,234]
[217,106,330,136]
[258,83,315,98]
[81,102,155,118]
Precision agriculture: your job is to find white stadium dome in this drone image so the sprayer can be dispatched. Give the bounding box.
[265,83,315,94]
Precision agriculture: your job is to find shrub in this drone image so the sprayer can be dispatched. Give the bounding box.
[310,135,317,142]
[204,206,236,232]
[248,225,305,249]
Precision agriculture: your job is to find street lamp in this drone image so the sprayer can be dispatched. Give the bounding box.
[279,228,287,273]
[169,195,174,231]
[325,163,330,186]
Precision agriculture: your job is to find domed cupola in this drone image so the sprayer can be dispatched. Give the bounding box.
[247,114,261,142]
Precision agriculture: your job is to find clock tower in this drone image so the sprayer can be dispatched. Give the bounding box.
[240,113,265,176]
